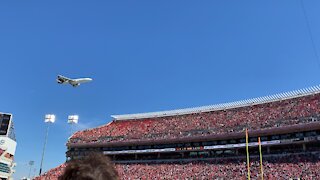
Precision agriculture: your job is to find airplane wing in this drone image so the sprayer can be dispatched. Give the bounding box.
[68,79,79,87]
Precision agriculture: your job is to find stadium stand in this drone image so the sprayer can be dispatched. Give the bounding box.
[35,163,66,180]
[69,90,320,144]
[36,152,320,179]
[37,85,320,179]
[117,153,320,179]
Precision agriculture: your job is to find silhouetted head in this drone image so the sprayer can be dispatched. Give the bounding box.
[59,153,119,180]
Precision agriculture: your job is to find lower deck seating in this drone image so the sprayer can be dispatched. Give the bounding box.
[36,152,320,180]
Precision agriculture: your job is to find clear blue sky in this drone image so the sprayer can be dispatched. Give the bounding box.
[0,1,320,179]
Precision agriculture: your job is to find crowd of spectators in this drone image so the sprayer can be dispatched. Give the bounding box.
[36,93,320,179]
[36,152,320,179]
[118,153,320,179]
[35,163,66,180]
[69,94,320,144]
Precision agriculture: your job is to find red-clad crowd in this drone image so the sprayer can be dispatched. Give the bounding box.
[36,152,320,180]
[69,94,320,144]
[35,163,66,180]
[118,153,320,179]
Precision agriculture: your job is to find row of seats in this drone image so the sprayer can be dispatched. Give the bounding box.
[36,152,320,179]
[69,93,320,144]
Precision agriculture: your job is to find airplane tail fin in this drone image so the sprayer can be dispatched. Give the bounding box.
[58,74,68,78]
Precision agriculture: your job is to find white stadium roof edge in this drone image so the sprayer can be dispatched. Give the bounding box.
[111,85,320,121]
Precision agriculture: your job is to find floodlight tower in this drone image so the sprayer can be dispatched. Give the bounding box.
[68,115,79,135]
[39,114,55,175]
[28,160,34,179]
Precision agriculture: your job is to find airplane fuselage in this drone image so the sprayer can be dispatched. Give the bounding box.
[57,75,92,87]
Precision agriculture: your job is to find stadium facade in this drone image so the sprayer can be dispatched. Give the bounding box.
[41,86,320,179]
[0,113,16,180]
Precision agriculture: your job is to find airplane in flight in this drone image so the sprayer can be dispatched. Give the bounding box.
[56,75,93,87]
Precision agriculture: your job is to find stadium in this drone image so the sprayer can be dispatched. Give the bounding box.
[0,113,17,180]
[37,85,320,179]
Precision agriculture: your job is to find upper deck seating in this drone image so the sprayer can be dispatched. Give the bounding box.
[69,93,320,144]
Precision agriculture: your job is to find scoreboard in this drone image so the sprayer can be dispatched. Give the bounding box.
[0,113,11,136]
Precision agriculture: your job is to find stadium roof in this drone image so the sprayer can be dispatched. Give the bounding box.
[111,85,320,121]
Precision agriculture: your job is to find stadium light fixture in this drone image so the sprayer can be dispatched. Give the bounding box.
[68,115,79,124]
[39,114,55,176]
[68,115,79,136]
[44,114,55,123]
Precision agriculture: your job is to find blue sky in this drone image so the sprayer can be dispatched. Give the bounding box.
[0,0,320,179]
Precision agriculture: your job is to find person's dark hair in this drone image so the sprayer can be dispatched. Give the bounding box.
[58,153,119,180]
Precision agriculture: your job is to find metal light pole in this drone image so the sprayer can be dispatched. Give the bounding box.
[39,114,55,176]
[28,160,34,179]
[68,115,79,136]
